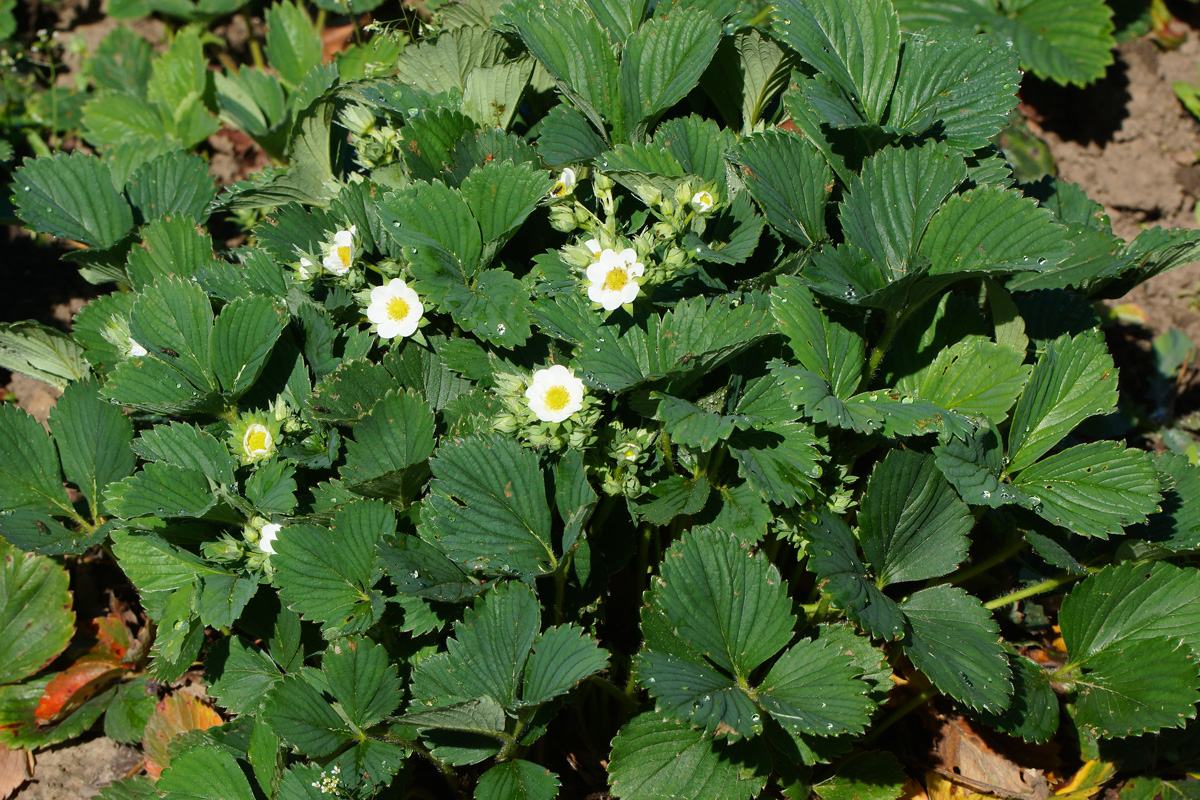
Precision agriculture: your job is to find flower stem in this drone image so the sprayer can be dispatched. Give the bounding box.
[983,572,1085,611]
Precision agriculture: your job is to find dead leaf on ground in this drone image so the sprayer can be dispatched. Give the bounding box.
[931,716,1055,800]
[142,693,223,779]
[0,747,32,800]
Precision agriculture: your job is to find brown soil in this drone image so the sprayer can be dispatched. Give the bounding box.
[13,736,141,800]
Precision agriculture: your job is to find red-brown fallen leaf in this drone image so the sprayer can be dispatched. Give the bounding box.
[34,657,126,724]
[931,716,1055,800]
[0,747,31,800]
[142,694,223,779]
[93,613,134,663]
[322,23,356,62]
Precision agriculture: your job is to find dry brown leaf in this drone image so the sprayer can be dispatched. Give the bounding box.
[0,747,32,800]
[932,717,1053,800]
[142,693,223,779]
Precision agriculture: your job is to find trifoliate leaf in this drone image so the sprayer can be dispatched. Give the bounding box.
[0,539,74,685]
[378,180,483,302]
[421,434,555,577]
[618,7,721,135]
[858,450,973,585]
[444,269,534,348]
[13,152,134,248]
[900,585,1011,712]
[1014,443,1161,539]
[729,130,829,245]
[1007,331,1118,472]
[803,510,905,641]
[756,637,875,737]
[607,711,769,800]
[204,636,282,715]
[273,500,391,633]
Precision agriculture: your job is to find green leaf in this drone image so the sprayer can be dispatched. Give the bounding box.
[244,459,297,514]
[1007,331,1118,472]
[1138,453,1200,550]
[263,674,353,756]
[803,510,905,640]
[976,655,1060,744]
[378,180,483,303]
[420,434,555,577]
[273,500,391,633]
[394,26,513,96]
[537,103,609,167]
[132,422,236,487]
[48,378,135,516]
[813,751,905,800]
[583,0,646,41]
[108,529,223,594]
[264,1,324,86]
[341,389,435,493]
[198,573,257,628]
[607,711,769,800]
[104,462,215,519]
[1060,562,1200,661]
[410,581,540,709]
[0,321,90,390]
[921,185,1072,276]
[521,623,609,706]
[619,7,720,134]
[126,215,218,289]
[211,296,287,396]
[13,152,133,248]
[155,744,256,800]
[324,638,402,729]
[933,423,1025,507]
[771,278,864,399]
[0,539,74,684]
[81,95,164,148]
[128,276,216,392]
[839,142,966,279]
[757,637,875,737]
[772,0,900,123]
[728,422,824,508]
[1014,443,1161,539]
[987,0,1115,87]
[460,160,552,253]
[379,535,484,603]
[91,27,153,95]
[729,130,829,245]
[900,585,1011,712]
[205,637,282,714]
[445,269,534,348]
[506,2,620,139]
[125,151,215,223]
[858,450,972,585]
[104,676,157,744]
[475,760,561,800]
[462,59,534,130]
[703,31,793,131]
[1072,639,1200,739]
[895,338,1030,424]
[0,403,72,513]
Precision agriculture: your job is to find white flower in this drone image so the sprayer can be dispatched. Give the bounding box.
[550,167,577,198]
[586,248,644,311]
[366,278,424,339]
[525,365,585,424]
[322,226,357,276]
[298,257,317,280]
[259,523,281,555]
[691,190,715,214]
[584,238,602,257]
[243,423,274,461]
[128,338,148,358]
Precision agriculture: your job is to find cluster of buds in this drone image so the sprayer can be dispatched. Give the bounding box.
[297,225,359,282]
[227,398,293,466]
[492,366,601,451]
[340,105,404,169]
[592,424,657,497]
[648,180,721,237]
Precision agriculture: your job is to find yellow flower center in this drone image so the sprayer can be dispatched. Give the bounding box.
[387,296,411,322]
[336,245,352,267]
[550,181,568,198]
[244,427,270,455]
[603,266,629,292]
[543,385,571,412]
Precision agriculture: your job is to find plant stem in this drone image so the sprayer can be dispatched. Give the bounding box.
[946,537,1028,587]
[983,572,1084,611]
[860,686,938,745]
[747,3,773,27]
[860,310,908,392]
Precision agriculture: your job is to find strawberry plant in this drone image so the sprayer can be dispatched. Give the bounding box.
[4,0,1200,798]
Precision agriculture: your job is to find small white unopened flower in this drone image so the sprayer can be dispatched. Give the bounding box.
[691,190,715,213]
[587,248,644,311]
[243,424,274,461]
[128,338,148,357]
[550,167,577,198]
[525,365,585,424]
[259,523,281,555]
[298,257,317,280]
[323,226,357,276]
[584,238,602,258]
[366,278,424,339]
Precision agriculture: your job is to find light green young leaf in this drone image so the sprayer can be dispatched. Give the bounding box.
[421,434,555,577]
[1014,443,1161,539]
[859,450,973,586]
[1007,331,1118,472]
[703,31,793,132]
[771,278,864,399]
[896,338,1030,424]
[772,0,900,123]
[901,585,1011,712]
[462,59,534,130]
[47,378,135,516]
[273,500,392,633]
[607,711,769,800]
[729,130,829,245]
[0,539,74,685]
[0,321,89,390]
[475,759,561,800]
[12,152,134,248]
[264,1,324,86]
